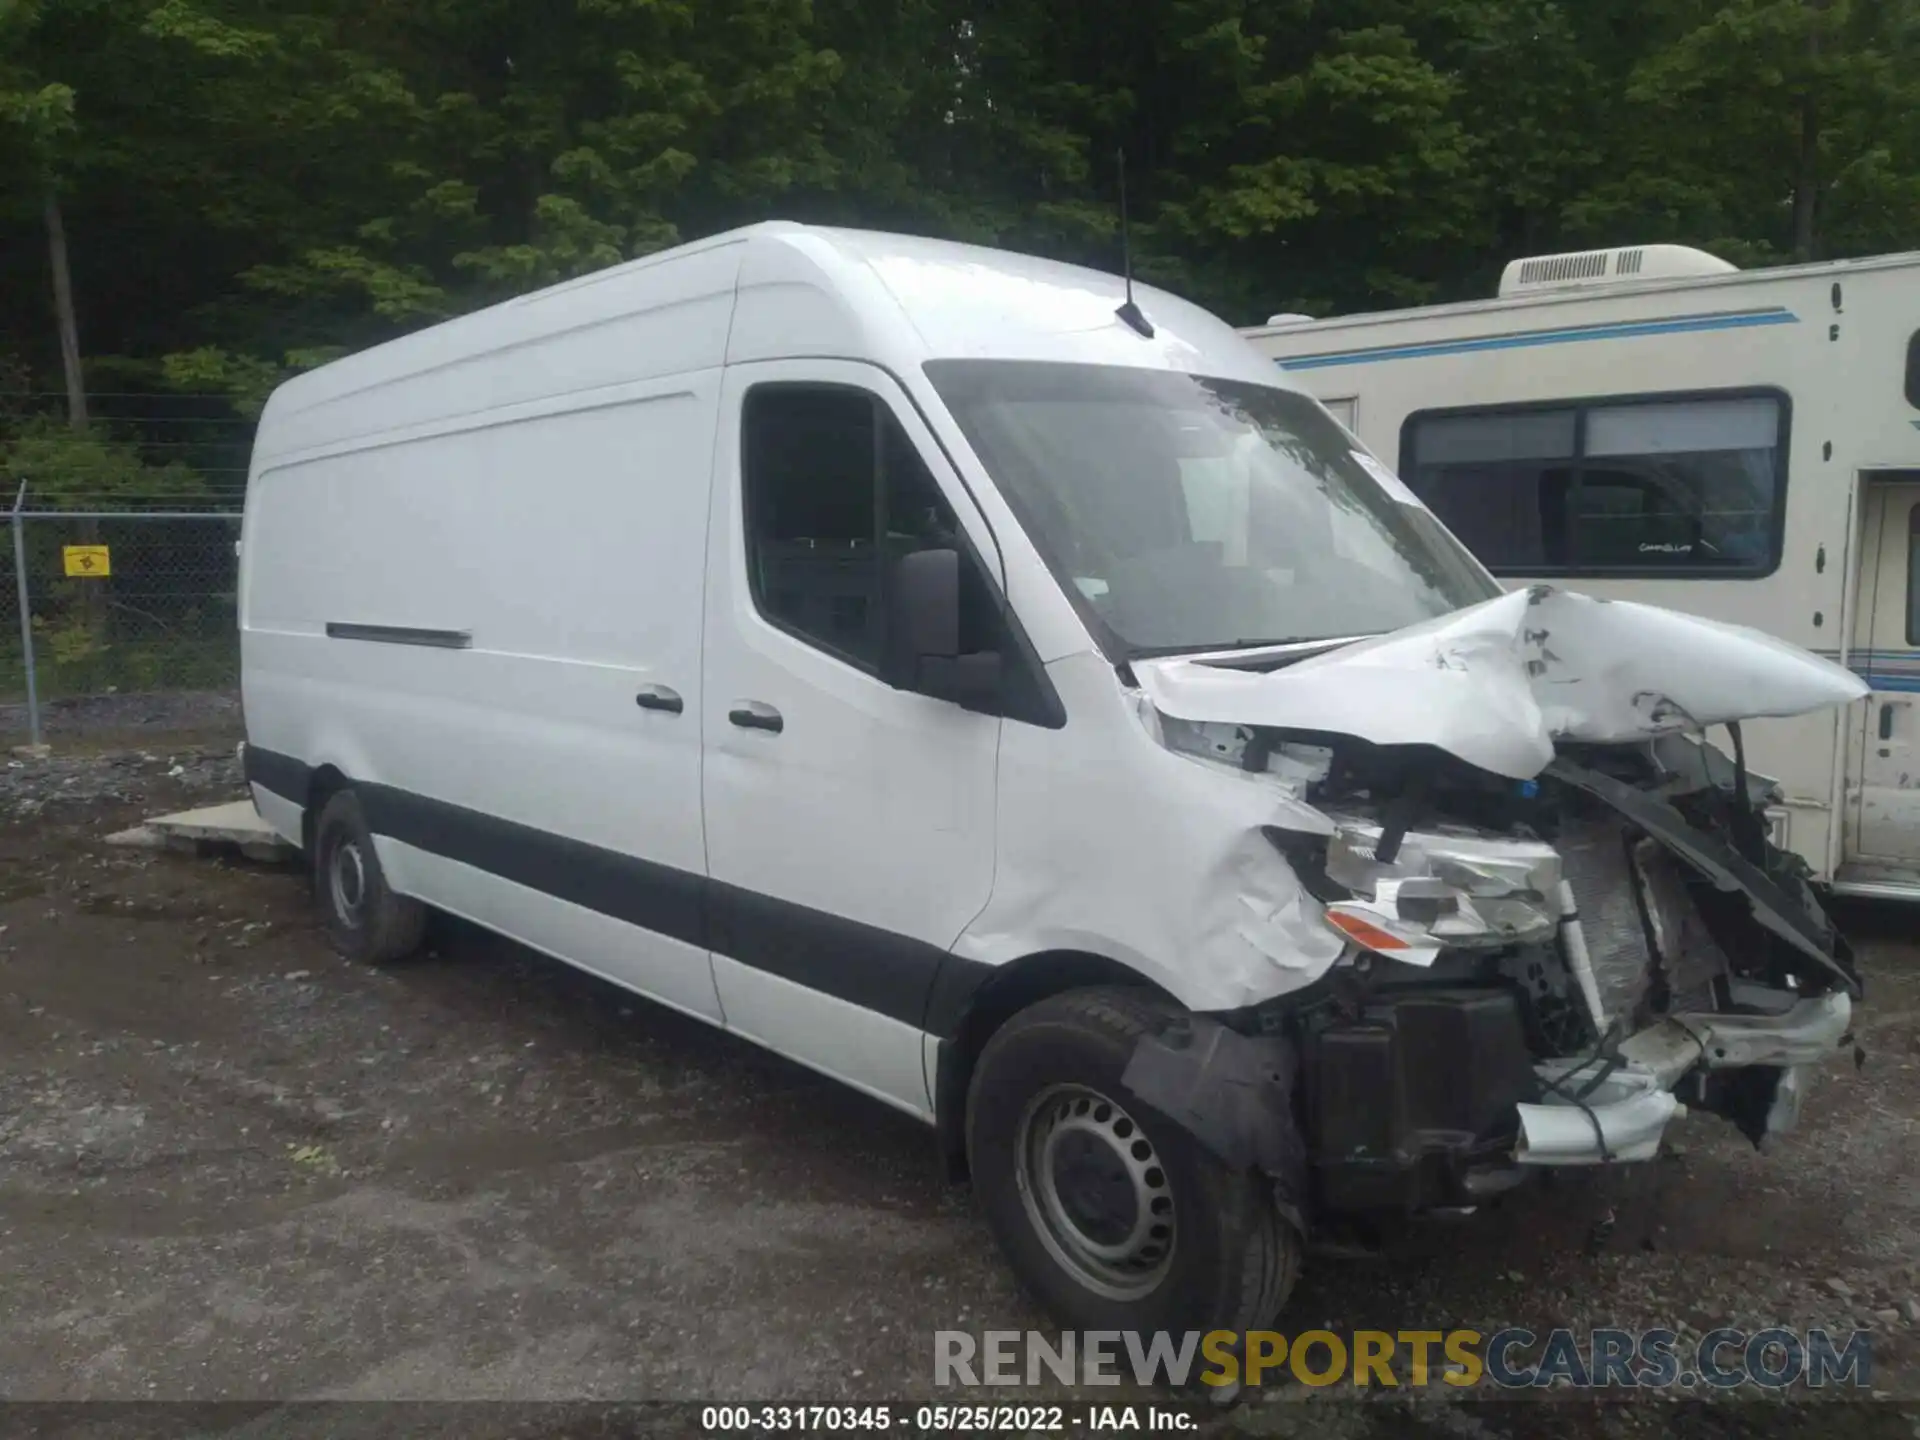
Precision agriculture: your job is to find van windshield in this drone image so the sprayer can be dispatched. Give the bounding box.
[924,360,1498,657]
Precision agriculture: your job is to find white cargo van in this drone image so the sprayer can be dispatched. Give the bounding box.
[241,222,1869,1335]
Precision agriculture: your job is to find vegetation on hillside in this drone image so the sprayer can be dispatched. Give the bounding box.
[3,0,1918,421]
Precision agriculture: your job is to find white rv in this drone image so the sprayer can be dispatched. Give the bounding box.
[1244,244,1920,901]
[240,223,1867,1337]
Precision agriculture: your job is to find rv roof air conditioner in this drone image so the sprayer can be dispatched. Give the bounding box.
[1264,312,1316,328]
[1496,244,1737,299]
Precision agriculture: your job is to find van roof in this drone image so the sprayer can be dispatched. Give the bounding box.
[255,222,1291,461]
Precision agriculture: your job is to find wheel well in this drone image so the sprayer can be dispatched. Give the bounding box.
[301,764,350,857]
[934,950,1178,1184]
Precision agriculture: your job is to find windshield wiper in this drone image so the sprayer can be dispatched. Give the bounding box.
[1127,637,1318,659]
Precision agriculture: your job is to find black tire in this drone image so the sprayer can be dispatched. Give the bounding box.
[312,789,427,964]
[966,987,1301,1335]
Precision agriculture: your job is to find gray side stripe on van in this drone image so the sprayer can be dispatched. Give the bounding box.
[358,781,706,952]
[242,746,993,1039]
[325,622,474,649]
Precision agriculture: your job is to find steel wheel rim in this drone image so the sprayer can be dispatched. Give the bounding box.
[329,839,367,928]
[1014,1083,1176,1300]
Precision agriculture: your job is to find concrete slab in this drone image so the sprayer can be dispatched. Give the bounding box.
[104,825,168,850]
[149,798,276,839]
[127,799,297,863]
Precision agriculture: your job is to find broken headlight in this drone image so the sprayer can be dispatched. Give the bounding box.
[1315,818,1565,961]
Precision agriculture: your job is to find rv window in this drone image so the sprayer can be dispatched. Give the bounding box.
[1907,331,1920,409]
[1397,410,1577,569]
[741,383,994,671]
[1412,410,1576,464]
[1402,391,1787,577]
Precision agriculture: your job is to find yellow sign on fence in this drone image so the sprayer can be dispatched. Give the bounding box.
[63,544,111,578]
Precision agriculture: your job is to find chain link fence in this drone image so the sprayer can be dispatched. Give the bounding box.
[2,394,251,749]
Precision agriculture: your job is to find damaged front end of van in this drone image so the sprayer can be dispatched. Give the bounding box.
[1120,585,1866,1223]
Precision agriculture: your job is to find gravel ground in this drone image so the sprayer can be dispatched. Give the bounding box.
[1,746,1918,1437]
[3,744,243,823]
[1,689,240,752]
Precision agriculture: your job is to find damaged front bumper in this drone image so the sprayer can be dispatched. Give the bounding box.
[1118,727,1864,1221]
[1124,977,1858,1226]
[1516,991,1852,1164]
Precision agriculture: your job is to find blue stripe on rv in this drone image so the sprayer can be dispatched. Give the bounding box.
[1785,651,1920,688]
[1817,653,1920,690]
[1276,307,1800,371]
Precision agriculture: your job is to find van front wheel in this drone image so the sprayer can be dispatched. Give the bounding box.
[966,988,1300,1336]
[313,790,427,964]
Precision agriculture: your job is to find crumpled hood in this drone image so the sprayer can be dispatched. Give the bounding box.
[1133,586,1870,780]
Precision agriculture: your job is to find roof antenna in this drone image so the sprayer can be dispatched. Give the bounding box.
[1114,147,1155,338]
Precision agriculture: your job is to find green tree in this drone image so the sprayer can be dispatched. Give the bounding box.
[7,0,1920,412]
[1,1,87,423]
[1562,0,1920,263]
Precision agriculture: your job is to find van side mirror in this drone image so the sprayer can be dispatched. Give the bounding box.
[896,548,961,659]
[888,548,1005,711]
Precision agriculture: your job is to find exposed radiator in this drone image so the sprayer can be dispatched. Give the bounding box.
[1557,818,1652,1029]
[1557,819,1731,1029]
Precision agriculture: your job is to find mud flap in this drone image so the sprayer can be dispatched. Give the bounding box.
[1120,1016,1308,1230]
[1692,1064,1787,1148]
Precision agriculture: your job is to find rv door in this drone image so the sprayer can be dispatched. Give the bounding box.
[1849,479,1920,866]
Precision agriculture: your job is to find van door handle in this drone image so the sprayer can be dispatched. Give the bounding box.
[728,701,784,734]
[1881,702,1899,740]
[635,684,684,715]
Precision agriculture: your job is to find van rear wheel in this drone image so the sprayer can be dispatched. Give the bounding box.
[313,790,426,965]
[965,988,1300,1336]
